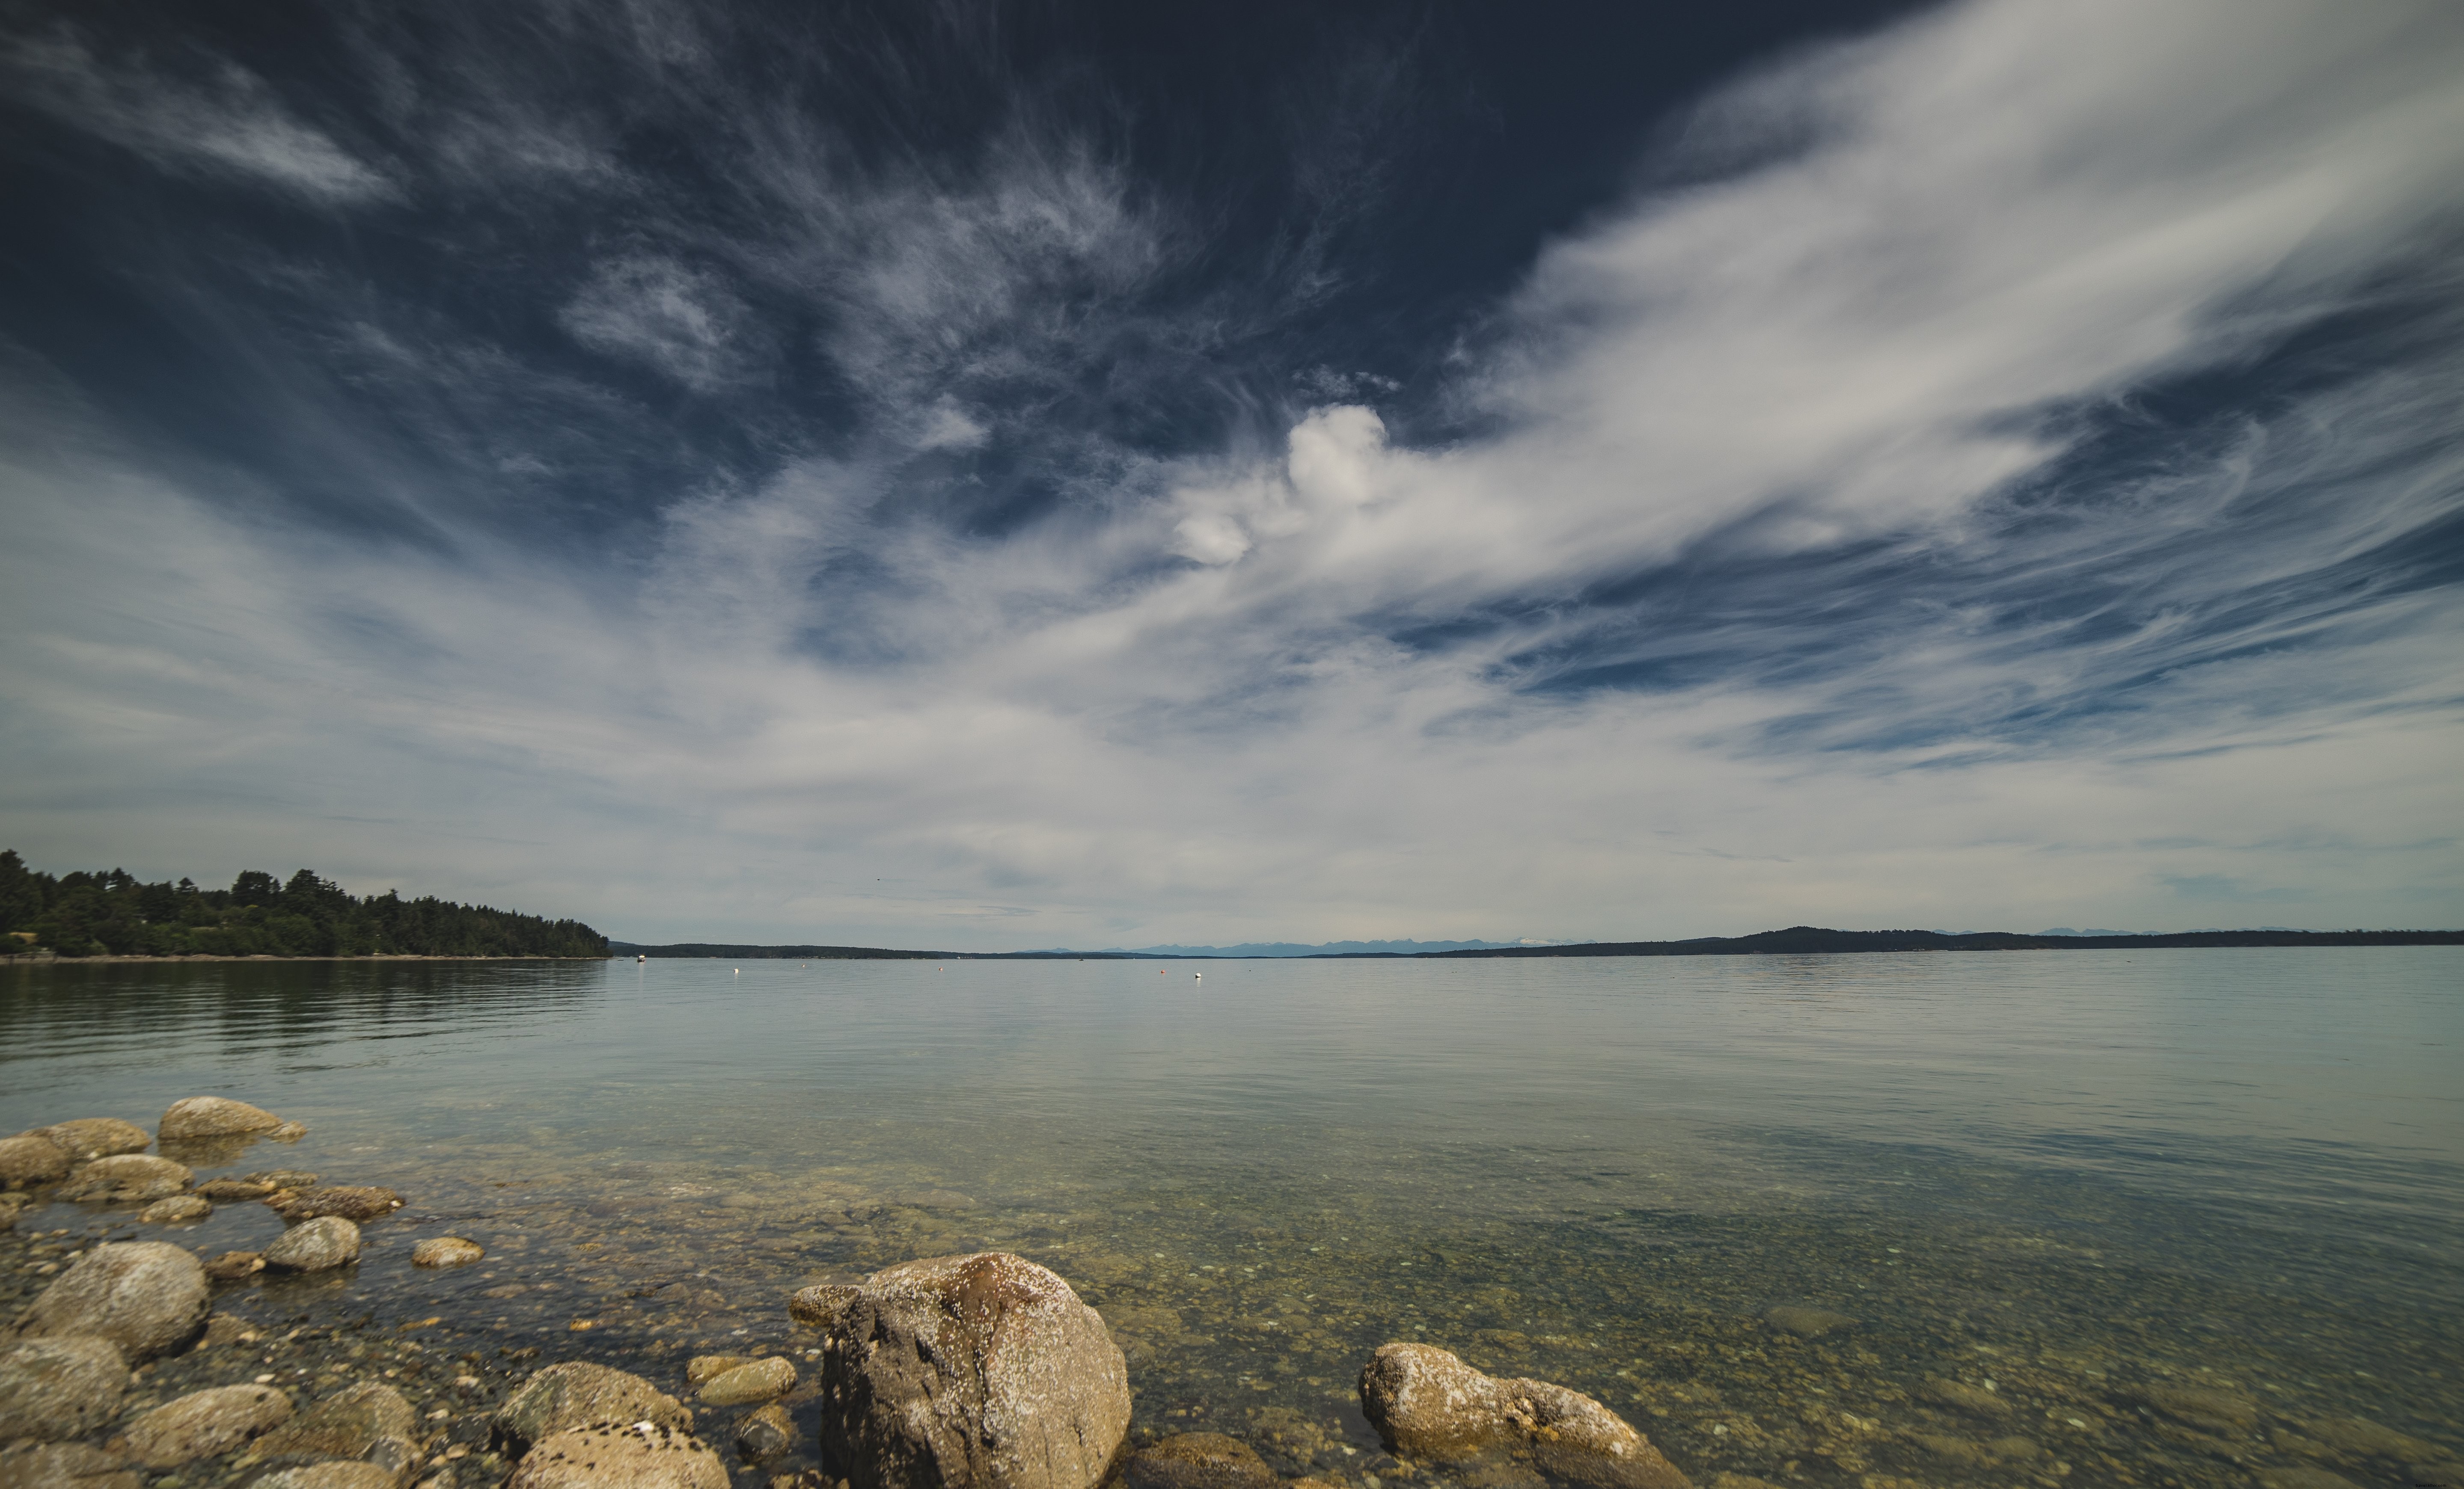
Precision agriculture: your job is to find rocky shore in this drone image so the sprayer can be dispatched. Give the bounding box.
[6,1095,2457,1489]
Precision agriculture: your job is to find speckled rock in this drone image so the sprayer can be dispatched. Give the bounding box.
[817,1251,1130,1489]
[699,1357,796,1406]
[157,1097,285,1141]
[268,1186,403,1223]
[250,1464,401,1489]
[56,1155,194,1204]
[0,1335,129,1441]
[123,1383,294,1468]
[1123,1433,1277,1489]
[411,1236,484,1268]
[504,1421,729,1489]
[789,1284,859,1330]
[137,1195,212,1225]
[252,1381,416,1474]
[10,1242,209,1362]
[204,1251,267,1282]
[34,1120,152,1162]
[262,1216,361,1272]
[196,1178,278,1201]
[0,1440,143,1489]
[735,1404,795,1465]
[1358,1344,1690,1489]
[0,1134,73,1188]
[1763,1307,1855,1338]
[493,1362,693,1460]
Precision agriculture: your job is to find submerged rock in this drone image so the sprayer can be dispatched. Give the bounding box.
[817,1250,1130,1489]
[204,1251,267,1282]
[505,1421,729,1489]
[2136,1385,2255,1434]
[11,1242,209,1362]
[0,1133,72,1188]
[0,1440,143,1489]
[1123,1433,1278,1489]
[56,1155,193,1204]
[735,1404,795,1465]
[412,1236,485,1268]
[1920,1378,2012,1419]
[253,1381,417,1473]
[244,1169,321,1189]
[137,1195,212,1225]
[1763,1307,1856,1339]
[268,1186,404,1223]
[35,1120,152,1162]
[0,1192,30,1231]
[699,1358,796,1406]
[2306,1418,2447,1461]
[1358,1343,1691,1489]
[158,1097,285,1141]
[196,1178,279,1201]
[251,1464,401,1489]
[0,1334,129,1441]
[263,1216,361,1272]
[493,1361,693,1459]
[122,1383,293,1468]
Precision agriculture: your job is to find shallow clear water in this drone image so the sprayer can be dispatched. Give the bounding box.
[4,951,2459,1489]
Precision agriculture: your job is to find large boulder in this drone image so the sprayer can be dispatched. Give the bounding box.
[1358,1344,1691,1489]
[10,1242,209,1362]
[122,1383,293,1468]
[56,1156,193,1204]
[157,1097,285,1141]
[252,1382,416,1478]
[0,1441,143,1489]
[0,1335,129,1441]
[503,1421,729,1489]
[262,1216,360,1272]
[817,1251,1130,1489]
[0,1135,74,1189]
[268,1187,403,1223]
[493,1362,693,1460]
[35,1121,152,1162]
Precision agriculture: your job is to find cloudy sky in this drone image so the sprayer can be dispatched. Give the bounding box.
[3,0,2459,948]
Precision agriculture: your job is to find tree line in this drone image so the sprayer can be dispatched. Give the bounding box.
[0,850,607,959]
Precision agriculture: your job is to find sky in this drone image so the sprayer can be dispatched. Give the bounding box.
[2,0,2460,949]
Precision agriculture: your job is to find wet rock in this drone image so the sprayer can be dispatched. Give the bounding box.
[0,1335,129,1441]
[2137,1385,2256,1435]
[788,1284,859,1330]
[2257,1472,2364,1489]
[412,1237,484,1268]
[158,1097,285,1141]
[10,1241,209,1362]
[0,1192,32,1230]
[137,1195,212,1225]
[269,1186,404,1223]
[685,1355,749,1385]
[197,1179,278,1201]
[1357,1343,1690,1489]
[244,1169,321,1189]
[56,1155,194,1204]
[1762,1307,1855,1339]
[504,1421,728,1489]
[268,1121,309,1141]
[1920,1378,2012,1419]
[123,1383,293,1468]
[817,1251,1129,1489]
[2306,1418,2448,1461]
[201,1314,260,1347]
[263,1216,361,1272]
[493,1362,693,1459]
[205,1251,268,1282]
[0,1440,143,1489]
[253,1381,417,1471]
[251,1465,401,1489]
[0,1134,73,1188]
[34,1121,152,1162]
[1123,1433,1277,1489]
[735,1405,795,1465]
[700,1358,796,1406]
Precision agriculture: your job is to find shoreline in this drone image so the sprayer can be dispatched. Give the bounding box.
[1,953,611,965]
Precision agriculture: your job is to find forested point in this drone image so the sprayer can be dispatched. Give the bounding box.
[0,850,607,959]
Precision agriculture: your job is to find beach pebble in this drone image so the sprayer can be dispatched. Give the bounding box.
[56,1155,193,1204]
[504,1421,728,1489]
[493,1361,693,1459]
[1763,1306,1856,1338]
[253,1381,417,1470]
[268,1185,404,1222]
[1124,1433,1278,1489]
[35,1119,152,1162]
[0,1334,130,1441]
[1358,1342,1691,1489]
[819,1250,1129,1489]
[197,1178,279,1201]
[413,1236,486,1268]
[122,1383,294,1467]
[262,1215,361,1271]
[158,1097,285,1141]
[735,1404,795,1465]
[0,1133,71,1187]
[204,1250,268,1281]
[137,1194,213,1225]
[0,1440,142,1489]
[13,1242,209,1362]
[699,1357,796,1406]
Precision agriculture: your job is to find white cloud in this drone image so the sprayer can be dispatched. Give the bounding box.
[559,256,754,391]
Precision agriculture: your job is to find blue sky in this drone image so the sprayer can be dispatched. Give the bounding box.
[2,0,2459,947]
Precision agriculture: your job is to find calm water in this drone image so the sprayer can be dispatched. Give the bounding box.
[3,952,2459,1489]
